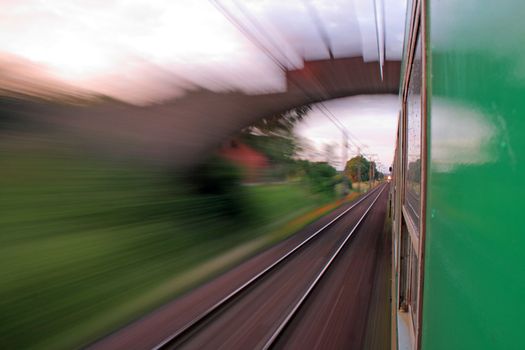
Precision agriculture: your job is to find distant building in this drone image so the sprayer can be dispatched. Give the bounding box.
[218,139,269,183]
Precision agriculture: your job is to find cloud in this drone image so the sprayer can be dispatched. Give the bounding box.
[296,94,399,170]
[0,0,406,102]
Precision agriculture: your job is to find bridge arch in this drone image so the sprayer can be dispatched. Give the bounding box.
[19,57,400,166]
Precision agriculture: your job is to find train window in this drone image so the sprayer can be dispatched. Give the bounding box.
[396,5,425,347]
[409,245,419,330]
[398,219,420,333]
[404,32,422,233]
[398,222,410,311]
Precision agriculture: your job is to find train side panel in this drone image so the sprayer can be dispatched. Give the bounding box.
[423,1,525,349]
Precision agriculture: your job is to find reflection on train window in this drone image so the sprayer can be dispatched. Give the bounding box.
[404,33,422,232]
[399,221,419,332]
[409,245,419,330]
[398,222,410,311]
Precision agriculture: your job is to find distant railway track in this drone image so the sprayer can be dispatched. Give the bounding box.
[153,183,387,350]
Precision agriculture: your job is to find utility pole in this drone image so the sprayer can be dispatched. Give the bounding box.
[369,160,373,191]
[342,131,348,170]
[356,146,361,192]
[364,153,378,191]
[341,131,349,195]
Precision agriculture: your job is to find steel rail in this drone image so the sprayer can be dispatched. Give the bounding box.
[262,184,387,349]
[152,185,384,350]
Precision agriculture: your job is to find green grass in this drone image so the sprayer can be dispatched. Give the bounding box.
[0,145,331,349]
[351,181,377,192]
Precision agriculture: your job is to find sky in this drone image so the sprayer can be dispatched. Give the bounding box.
[0,0,406,168]
[0,0,406,100]
[296,95,399,172]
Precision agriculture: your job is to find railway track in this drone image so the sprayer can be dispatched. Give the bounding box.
[153,183,388,350]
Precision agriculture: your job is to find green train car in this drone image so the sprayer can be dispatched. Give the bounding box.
[391,0,525,349]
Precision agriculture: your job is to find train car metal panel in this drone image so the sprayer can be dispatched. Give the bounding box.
[422,0,525,349]
[394,0,525,349]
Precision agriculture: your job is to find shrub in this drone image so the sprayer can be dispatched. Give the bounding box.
[186,156,247,217]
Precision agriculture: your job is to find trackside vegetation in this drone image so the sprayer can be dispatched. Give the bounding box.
[0,144,343,349]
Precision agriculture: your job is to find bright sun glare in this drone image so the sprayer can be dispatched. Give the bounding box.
[1,0,243,82]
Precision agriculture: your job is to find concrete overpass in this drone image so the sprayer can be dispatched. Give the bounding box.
[4,57,400,167]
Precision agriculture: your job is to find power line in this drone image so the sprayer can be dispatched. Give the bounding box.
[313,103,377,172]
[301,0,334,59]
[372,0,386,80]
[317,103,369,151]
[209,0,287,71]
[211,0,346,109]
[231,0,295,69]
[211,0,378,167]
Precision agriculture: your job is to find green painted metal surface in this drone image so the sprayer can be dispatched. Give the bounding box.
[423,1,525,349]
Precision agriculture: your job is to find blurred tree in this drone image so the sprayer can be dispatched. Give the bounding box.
[239,106,312,179]
[344,155,379,182]
[322,143,337,165]
[407,158,421,183]
[188,156,247,217]
[296,160,338,196]
[293,137,322,161]
[243,105,311,136]
[240,133,295,164]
